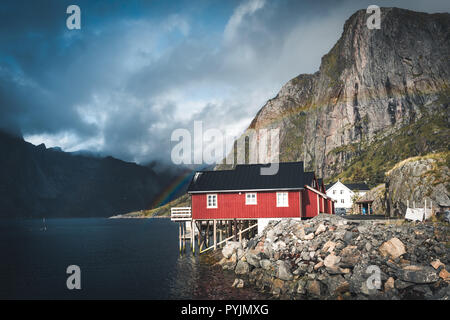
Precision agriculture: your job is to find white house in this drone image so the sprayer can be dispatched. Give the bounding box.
[325,180,369,212]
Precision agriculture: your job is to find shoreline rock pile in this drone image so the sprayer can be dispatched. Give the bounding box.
[217,214,450,300]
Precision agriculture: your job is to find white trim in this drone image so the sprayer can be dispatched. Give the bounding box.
[276,192,289,207]
[299,191,303,217]
[317,193,320,215]
[245,192,257,205]
[305,185,328,198]
[206,194,218,208]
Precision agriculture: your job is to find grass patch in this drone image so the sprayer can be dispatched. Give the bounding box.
[122,193,190,217]
[328,113,450,187]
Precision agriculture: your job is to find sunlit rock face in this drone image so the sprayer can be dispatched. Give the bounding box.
[218,8,450,183]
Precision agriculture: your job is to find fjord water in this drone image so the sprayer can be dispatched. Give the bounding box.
[0,218,267,299]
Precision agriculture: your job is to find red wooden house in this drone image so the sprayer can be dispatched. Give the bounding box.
[186,162,334,233]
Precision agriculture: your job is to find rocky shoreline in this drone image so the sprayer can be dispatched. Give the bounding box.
[217,214,450,300]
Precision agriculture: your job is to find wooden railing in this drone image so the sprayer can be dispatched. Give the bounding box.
[170,207,192,221]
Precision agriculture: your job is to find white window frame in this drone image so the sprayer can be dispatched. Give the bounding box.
[276,192,289,207]
[245,193,257,205]
[207,194,217,208]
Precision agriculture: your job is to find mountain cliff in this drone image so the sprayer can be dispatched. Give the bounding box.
[218,8,450,186]
[0,131,178,218]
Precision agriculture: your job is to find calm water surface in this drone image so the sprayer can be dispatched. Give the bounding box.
[0,218,270,300]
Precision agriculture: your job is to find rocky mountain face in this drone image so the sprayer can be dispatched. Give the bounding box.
[354,152,450,217]
[219,8,450,185]
[385,152,450,216]
[0,131,178,218]
[354,183,386,214]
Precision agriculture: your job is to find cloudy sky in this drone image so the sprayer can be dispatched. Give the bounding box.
[1,0,448,165]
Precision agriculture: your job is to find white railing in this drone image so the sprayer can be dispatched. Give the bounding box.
[171,207,192,221]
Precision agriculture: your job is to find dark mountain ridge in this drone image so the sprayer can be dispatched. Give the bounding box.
[0,130,180,218]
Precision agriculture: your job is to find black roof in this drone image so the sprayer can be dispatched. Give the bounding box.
[187,162,316,193]
[344,183,370,191]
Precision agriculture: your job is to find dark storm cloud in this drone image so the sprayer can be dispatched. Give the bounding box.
[1,0,449,164]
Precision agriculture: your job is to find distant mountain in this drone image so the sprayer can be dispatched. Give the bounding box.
[218,8,449,187]
[0,130,187,218]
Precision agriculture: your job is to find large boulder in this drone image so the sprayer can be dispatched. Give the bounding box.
[304,233,315,240]
[340,245,361,267]
[396,265,439,284]
[260,259,273,271]
[306,280,322,298]
[276,261,293,281]
[322,240,337,253]
[326,275,350,296]
[379,237,406,259]
[235,260,251,275]
[222,241,241,259]
[246,251,261,268]
[219,254,237,270]
[315,223,327,235]
[324,253,341,268]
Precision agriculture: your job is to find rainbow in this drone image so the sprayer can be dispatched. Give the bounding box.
[150,169,194,209]
[150,164,213,208]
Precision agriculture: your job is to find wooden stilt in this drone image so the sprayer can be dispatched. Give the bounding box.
[182,222,186,252]
[199,222,202,247]
[191,220,195,253]
[234,219,237,241]
[246,220,249,238]
[179,222,182,252]
[206,220,210,247]
[200,220,204,247]
[213,220,217,250]
[219,220,223,248]
[196,221,201,246]
[239,221,242,242]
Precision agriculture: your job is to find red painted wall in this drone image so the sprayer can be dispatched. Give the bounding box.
[302,188,319,218]
[319,196,324,213]
[191,189,333,219]
[191,191,301,220]
[327,199,334,214]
